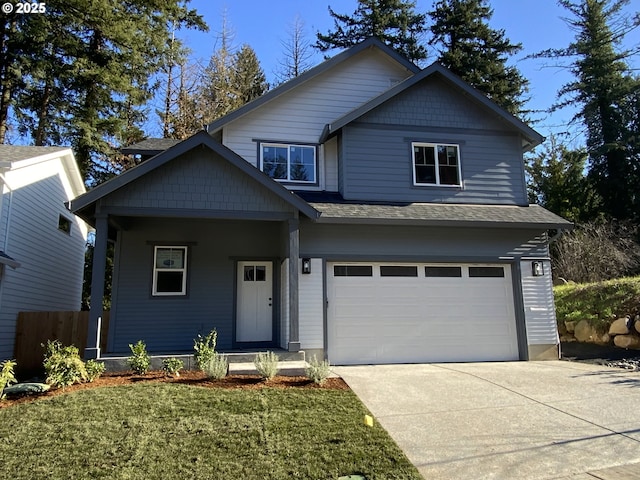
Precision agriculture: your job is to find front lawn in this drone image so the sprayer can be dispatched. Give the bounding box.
[0,382,421,479]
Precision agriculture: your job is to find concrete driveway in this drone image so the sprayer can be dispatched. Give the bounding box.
[333,361,640,480]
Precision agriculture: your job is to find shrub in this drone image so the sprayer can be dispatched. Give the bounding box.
[162,358,184,377]
[254,351,279,380]
[128,340,150,375]
[305,356,331,385]
[85,360,106,382]
[194,329,218,371]
[203,353,228,380]
[0,359,17,400]
[43,340,88,388]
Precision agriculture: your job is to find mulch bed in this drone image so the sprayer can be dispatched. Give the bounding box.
[1,370,349,409]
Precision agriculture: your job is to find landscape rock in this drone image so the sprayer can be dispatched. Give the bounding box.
[596,333,611,345]
[635,318,640,335]
[574,320,598,343]
[613,335,640,350]
[564,321,576,333]
[609,317,630,335]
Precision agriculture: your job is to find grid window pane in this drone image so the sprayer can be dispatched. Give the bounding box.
[469,266,505,278]
[380,266,418,277]
[262,146,288,180]
[425,266,462,277]
[333,265,373,277]
[156,271,184,292]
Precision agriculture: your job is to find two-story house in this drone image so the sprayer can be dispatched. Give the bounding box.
[0,146,88,361]
[70,38,571,365]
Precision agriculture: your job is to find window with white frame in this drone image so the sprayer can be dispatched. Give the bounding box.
[412,143,461,186]
[260,143,316,183]
[152,246,187,296]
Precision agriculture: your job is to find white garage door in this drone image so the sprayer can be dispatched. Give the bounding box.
[327,263,519,365]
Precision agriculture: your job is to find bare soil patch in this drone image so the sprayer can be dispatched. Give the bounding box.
[1,370,349,408]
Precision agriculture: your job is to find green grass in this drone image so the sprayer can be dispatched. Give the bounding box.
[0,383,421,480]
[555,276,640,332]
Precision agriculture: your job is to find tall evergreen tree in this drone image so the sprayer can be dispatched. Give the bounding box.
[234,45,269,105]
[532,0,639,220]
[0,1,207,182]
[428,0,528,116]
[315,0,428,63]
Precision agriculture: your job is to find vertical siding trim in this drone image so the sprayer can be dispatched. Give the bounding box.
[512,262,529,360]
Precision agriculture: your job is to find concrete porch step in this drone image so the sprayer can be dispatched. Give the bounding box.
[99,349,306,374]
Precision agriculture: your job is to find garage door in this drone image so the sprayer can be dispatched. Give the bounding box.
[327,263,519,365]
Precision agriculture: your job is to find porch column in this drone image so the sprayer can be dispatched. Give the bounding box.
[86,213,107,359]
[288,215,300,352]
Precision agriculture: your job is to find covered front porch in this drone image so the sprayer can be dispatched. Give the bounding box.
[69,132,319,360]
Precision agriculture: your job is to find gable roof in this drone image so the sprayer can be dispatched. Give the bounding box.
[320,62,545,151]
[70,131,320,223]
[120,138,181,156]
[206,37,420,134]
[0,145,85,197]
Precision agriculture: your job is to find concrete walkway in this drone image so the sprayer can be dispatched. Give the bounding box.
[333,361,640,480]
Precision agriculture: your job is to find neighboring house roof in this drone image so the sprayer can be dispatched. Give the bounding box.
[320,62,545,151]
[120,138,181,156]
[0,145,85,197]
[206,37,420,135]
[70,131,320,224]
[307,200,572,230]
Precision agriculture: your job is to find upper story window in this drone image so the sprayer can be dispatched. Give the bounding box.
[412,143,461,187]
[260,143,316,184]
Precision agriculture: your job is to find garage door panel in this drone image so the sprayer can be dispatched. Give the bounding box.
[328,262,519,364]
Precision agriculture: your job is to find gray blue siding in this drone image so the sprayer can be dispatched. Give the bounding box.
[339,75,528,205]
[107,149,295,215]
[109,218,286,354]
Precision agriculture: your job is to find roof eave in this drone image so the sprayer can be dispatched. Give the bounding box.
[315,215,573,229]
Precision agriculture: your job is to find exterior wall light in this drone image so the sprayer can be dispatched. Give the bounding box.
[532,261,544,277]
[302,258,311,274]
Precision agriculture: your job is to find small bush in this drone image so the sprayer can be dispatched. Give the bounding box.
[43,341,88,388]
[305,356,331,385]
[194,329,218,371]
[128,340,150,375]
[203,353,228,380]
[85,360,106,382]
[162,358,184,377]
[254,351,279,380]
[0,359,17,400]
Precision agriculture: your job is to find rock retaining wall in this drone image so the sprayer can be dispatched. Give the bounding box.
[560,315,640,349]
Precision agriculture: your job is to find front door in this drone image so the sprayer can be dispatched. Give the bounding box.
[236,261,273,342]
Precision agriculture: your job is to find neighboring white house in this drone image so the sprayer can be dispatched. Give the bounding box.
[0,146,88,361]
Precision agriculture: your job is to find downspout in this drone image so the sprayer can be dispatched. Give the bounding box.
[0,172,14,255]
[547,229,566,244]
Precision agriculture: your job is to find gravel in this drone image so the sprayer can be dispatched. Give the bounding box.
[561,341,640,371]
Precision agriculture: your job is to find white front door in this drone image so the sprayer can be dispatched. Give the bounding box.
[236,261,273,342]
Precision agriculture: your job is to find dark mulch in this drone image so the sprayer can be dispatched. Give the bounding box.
[561,341,640,361]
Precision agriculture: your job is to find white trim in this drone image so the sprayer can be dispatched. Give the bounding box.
[152,246,188,296]
[411,142,462,187]
[259,142,317,184]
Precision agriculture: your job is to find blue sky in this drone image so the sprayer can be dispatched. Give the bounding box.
[176,0,640,149]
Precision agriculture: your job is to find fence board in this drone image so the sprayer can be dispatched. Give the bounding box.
[13,311,110,374]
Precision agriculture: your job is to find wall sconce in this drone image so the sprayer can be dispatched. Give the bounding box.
[302,258,311,274]
[532,261,544,277]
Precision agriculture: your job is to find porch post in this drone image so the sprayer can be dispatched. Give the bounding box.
[86,213,107,359]
[288,215,300,352]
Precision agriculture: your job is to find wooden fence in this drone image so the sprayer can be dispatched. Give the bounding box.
[14,311,110,374]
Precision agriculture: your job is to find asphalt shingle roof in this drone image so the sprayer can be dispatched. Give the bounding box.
[0,145,69,163]
[310,201,572,229]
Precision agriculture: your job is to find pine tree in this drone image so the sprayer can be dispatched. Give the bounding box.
[0,1,207,182]
[315,0,428,63]
[234,45,269,105]
[532,0,639,220]
[428,0,528,116]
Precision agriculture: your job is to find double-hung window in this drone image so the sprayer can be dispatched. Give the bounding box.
[261,143,316,184]
[153,246,187,296]
[412,143,461,186]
